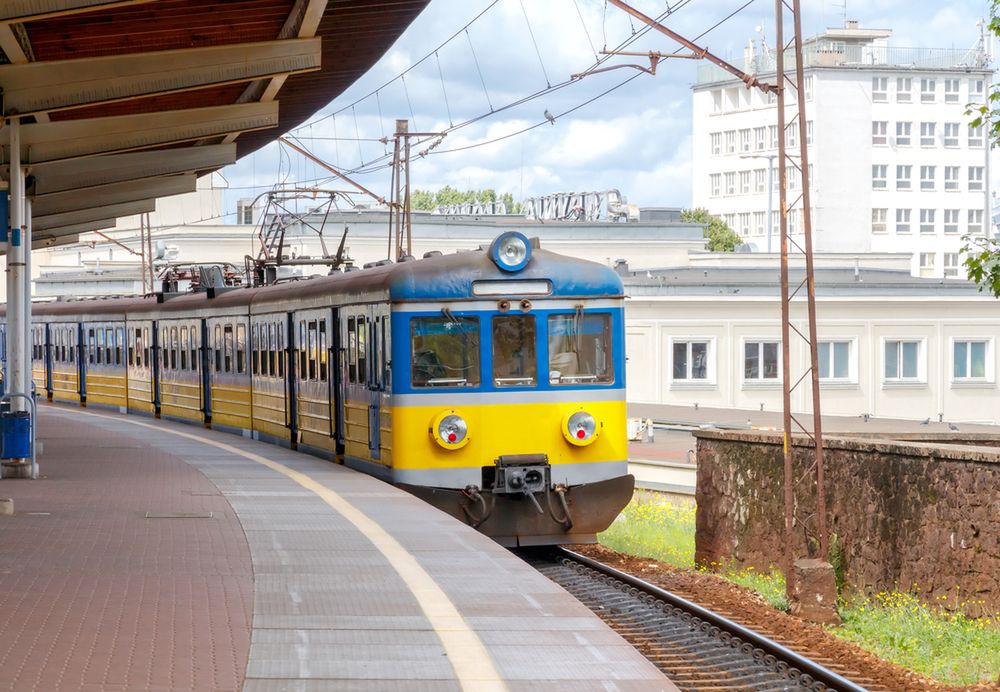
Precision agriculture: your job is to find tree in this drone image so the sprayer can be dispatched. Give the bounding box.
[680,208,742,252]
[410,187,523,213]
[963,0,1000,296]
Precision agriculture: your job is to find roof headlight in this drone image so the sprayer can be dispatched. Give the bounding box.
[490,231,531,272]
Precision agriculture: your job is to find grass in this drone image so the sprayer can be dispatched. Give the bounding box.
[598,494,1000,685]
[833,592,1000,686]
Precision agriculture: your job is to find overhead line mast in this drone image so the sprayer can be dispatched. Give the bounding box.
[604,0,828,598]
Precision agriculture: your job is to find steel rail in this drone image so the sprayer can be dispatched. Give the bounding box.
[557,547,868,692]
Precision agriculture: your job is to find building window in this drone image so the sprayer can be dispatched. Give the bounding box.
[710,173,721,197]
[754,168,766,193]
[969,124,984,148]
[872,76,888,102]
[768,125,778,149]
[944,78,960,103]
[872,121,887,145]
[725,172,736,195]
[753,211,765,235]
[739,170,751,194]
[725,130,736,154]
[943,252,960,278]
[738,212,750,236]
[919,252,935,277]
[943,122,959,147]
[895,208,911,234]
[872,164,887,190]
[785,123,797,148]
[744,341,779,381]
[968,166,984,191]
[806,120,814,145]
[920,78,935,103]
[944,166,959,191]
[786,165,798,191]
[919,208,935,234]
[672,340,711,381]
[710,132,721,155]
[953,340,991,381]
[871,208,887,233]
[896,165,912,190]
[754,126,766,151]
[968,209,984,235]
[896,77,911,102]
[895,121,911,146]
[884,339,922,381]
[969,78,985,101]
[804,75,814,100]
[739,128,752,153]
[818,341,852,381]
[943,209,960,234]
[919,166,935,191]
[920,122,935,147]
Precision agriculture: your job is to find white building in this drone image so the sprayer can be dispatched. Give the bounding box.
[691,21,993,278]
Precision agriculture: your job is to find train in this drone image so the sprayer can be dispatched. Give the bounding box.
[4,231,634,546]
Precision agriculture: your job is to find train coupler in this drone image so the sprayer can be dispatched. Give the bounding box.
[491,454,549,515]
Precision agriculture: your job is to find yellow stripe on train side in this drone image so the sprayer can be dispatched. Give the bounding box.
[389,399,626,471]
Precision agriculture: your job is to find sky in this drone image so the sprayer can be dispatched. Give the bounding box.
[214,0,994,218]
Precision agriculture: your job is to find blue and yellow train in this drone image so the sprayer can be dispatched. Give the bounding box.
[10,232,634,545]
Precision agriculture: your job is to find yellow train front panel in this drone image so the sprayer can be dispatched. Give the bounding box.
[389,396,627,487]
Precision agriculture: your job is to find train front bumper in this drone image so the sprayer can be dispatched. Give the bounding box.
[399,472,635,547]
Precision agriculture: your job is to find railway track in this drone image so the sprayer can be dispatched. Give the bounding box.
[525,548,870,692]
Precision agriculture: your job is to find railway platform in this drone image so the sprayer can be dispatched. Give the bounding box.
[0,404,672,692]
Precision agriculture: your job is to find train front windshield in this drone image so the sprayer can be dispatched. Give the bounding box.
[409,311,614,389]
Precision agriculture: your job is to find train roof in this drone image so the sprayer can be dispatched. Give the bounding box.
[14,239,624,320]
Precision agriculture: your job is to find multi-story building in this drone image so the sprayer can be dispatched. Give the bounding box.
[691,21,993,278]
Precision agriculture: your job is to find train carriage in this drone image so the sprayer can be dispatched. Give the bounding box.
[8,232,634,546]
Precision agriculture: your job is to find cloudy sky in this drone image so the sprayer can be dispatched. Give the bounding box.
[216,0,993,216]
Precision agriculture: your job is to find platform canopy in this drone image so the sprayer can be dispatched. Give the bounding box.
[0,0,429,250]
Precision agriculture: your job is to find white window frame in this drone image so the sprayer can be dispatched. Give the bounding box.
[943,122,959,147]
[943,209,960,234]
[968,209,984,235]
[669,337,716,387]
[919,208,935,234]
[895,121,911,146]
[896,77,911,102]
[950,337,995,385]
[968,166,984,192]
[896,165,912,190]
[754,168,766,193]
[920,78,936,103]
[895,208,911,234]
[919,166,935,191]
[710,132,721,156]
[871,208,887,234]
[710,173,721,197]
[882,337,926,386]
[817,338,858,385]
[872,76,888,102]
[919,122,935,147]
[943,252,960,278]
[872,164,887,190]
[741,338,782,386]
[724,172,736,196]
[944,166,959,191]
[944,78,960,103]
[754,126,766,151]
[969,124,984,148]
[739,170,751,195]
[872,121,887,145]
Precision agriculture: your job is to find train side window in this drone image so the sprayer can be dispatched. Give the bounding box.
[492,314,537,387]
[142,327,149,368]
[69,328,75,363]
[307,320,317,380]
[116,327,124,365]
[214,325,222,372]
[347,317,357,382]
[410,316,480,388]
[547,313,613,385]
[277,323,285,378]
[105,328,114,364]
[161,329,167,369]
[298,321,307,380]
[170,327,178,370]
[357,318,367,385]
[87,328,95,364]
[319,320,328,382]
[236,324,246,374]
[180,327,189,370]
[251,324,259,375]
[190,325,198,372]
[224,325,234,373]
[96,328,105,365]
[129,328,137,366]
[265,323,274,376]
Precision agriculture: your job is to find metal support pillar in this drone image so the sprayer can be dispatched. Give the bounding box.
[6,118,26,415]
[24,196,32,407]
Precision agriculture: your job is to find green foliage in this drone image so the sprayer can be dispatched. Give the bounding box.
[680,207,742,252]
[962,235,1000,297]
[598,494,696,568]
[410,186,523,213]
[718,564,789,611]
[834,592,1000,685]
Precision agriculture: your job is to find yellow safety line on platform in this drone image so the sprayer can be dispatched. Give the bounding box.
[48,406,507,692]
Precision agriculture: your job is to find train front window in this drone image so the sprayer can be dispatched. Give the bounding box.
[548,312,613,385]
[492,315,536,387]
[411,316,480,387]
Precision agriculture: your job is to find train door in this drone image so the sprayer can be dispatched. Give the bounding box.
[43,324,53,399]
[151,321,161,415]
[366,305,389,460]
[292,309,334,457]
[77,323,86,403]
[285,313,297,445]
[331,307,345,456]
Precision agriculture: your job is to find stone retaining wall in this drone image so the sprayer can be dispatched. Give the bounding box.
[694,431,1000,614]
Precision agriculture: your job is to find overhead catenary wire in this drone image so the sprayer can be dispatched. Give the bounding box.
[520,0,551,88]
[435,51,455,127]
[465,27,494,112]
